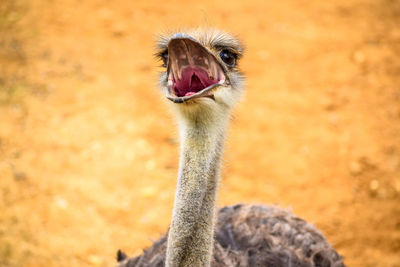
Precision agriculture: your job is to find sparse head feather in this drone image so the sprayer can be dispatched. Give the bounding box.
[156,28,244,58]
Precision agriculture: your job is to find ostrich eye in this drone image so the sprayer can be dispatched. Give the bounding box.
[219,49,237,67]
[161,50,168,67]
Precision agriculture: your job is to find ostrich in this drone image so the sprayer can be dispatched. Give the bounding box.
[117,29,345,267]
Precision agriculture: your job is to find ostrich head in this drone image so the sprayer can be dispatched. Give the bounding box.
[156,29,244,121]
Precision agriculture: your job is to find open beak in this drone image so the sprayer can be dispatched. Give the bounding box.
[166,37,229,103]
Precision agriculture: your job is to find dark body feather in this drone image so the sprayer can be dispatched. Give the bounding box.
[117,204,345,267]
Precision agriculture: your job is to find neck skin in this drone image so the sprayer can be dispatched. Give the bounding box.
[166,107,230,267]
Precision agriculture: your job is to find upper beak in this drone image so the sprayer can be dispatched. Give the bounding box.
[166,37,228,103]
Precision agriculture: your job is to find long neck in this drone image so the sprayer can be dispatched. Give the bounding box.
[166,111,229,267]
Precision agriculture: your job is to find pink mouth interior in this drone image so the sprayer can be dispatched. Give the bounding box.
[174,67,219,97]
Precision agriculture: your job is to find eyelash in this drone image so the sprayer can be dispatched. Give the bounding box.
[159,50,168,67]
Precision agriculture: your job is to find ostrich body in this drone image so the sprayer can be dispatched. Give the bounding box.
[117,29,345,267]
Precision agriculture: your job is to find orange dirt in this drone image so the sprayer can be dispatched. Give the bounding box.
[1,0,399,266]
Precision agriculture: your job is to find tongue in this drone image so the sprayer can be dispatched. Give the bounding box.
[174,67,217,97]
[189,73,205,92]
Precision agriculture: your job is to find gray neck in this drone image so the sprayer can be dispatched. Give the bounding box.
[166,111,229,267]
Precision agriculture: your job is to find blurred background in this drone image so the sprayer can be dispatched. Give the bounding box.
[1,0,400,266]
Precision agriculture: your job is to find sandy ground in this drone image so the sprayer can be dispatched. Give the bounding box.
[1,0,400,266]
